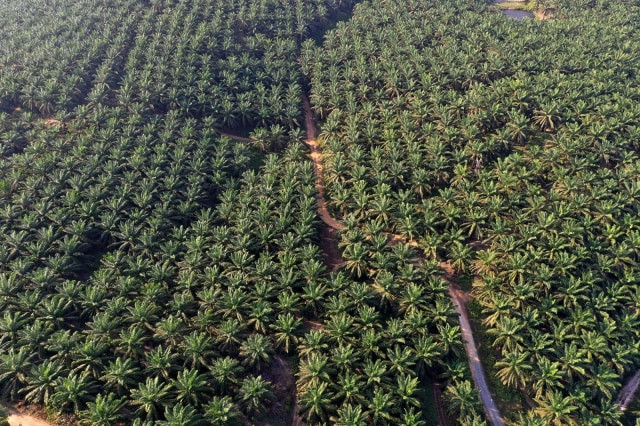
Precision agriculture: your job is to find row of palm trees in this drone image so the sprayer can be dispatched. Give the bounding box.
[0,0,359,137]
[0,103,330,423]
[306,0,640,423]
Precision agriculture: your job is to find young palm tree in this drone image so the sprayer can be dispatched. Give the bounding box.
[0,347,32,399]
[273,313,302,354]
[158,403,206,426]
[51,371,97,413]
[130,377,173,421]
[181,331,215,369]
[204,395,240,425]
[172,368,211,406]
[331,403,367,426]
[239,334,272,371]
[209,357,243,394]
[79,392,125,426]
[22,359,65,406]
[495,348,532,389]
[445,380,480,419]
[297,352,332,392]
[238,375,273,417]
[299,380,334,424]
[533,391,577,426]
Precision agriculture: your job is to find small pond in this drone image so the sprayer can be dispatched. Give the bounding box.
[492,0,534,20]
[502,9,534,19]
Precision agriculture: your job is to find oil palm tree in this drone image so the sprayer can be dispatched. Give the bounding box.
[79,392,125,426]
[130,377,173,421]
[238,375,273,417]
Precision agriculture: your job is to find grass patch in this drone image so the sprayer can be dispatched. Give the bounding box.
[494,1,537,11]
[466,300,527,420]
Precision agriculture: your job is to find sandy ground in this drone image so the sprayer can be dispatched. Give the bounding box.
[3,405,53,426]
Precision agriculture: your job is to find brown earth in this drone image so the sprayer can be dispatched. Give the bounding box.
[42,119,62,128]
[220,131,252,142]
[2,404,54,426]
[258,356,299,426]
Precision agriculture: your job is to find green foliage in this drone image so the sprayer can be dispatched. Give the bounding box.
[308,0,640,422]
[467,300,525,412]
[4,0,640,423]
[0,0,362,423]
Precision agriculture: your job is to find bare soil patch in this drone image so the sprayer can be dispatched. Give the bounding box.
[2,403,55,426]
[220,131,252,142]
[259,356,298,426]
[42,119,63,128]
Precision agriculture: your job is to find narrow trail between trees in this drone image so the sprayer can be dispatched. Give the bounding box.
[302,97,347,233]
[616,369,640,411]
[440,265,504,426]
[300,94,505,426]
[432,383,451,426]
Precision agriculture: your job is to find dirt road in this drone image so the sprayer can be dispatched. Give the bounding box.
[302,97,346,232]
[300,94,504,426]
[448,286,504,426]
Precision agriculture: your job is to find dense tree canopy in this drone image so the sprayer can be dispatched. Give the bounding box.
[0,0,469,424]
[305,0,640,423]
[4,0,640,424]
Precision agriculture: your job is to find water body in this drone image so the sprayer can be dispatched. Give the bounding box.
[492,0,534,20]
[502,9,534,19]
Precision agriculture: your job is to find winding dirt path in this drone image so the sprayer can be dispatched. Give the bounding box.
[300,95,504,426]
[615,369,640,411]
[302,98,346,232]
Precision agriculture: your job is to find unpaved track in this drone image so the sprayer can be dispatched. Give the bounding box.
[443,272,504,426]
[616,369,640,411]
[433,383,451,426]
[300,95,504,426]
[302,97,346,232]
